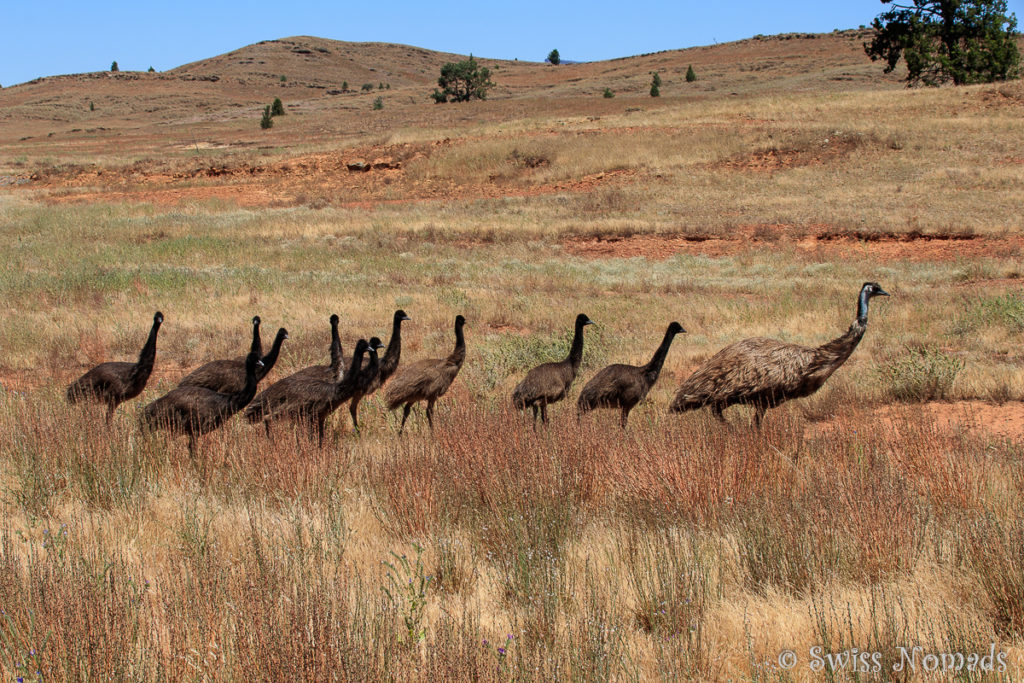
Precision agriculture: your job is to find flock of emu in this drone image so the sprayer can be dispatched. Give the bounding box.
[64,282,889,452]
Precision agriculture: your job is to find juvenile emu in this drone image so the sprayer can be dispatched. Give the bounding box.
[246,339,371,446]
[385,314,465,435]
[291,314,345,384]
[143,351,264,455]
[348,310,410,429]
[670,282,890,426]
[578,321,685,427]
[178,320,289,394]
[512,313,594,426]
[67,311,164,423]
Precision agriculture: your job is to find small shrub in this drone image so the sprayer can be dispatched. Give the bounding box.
[342,80,348,91]
[260,105,273,130]
[147,66,155,73]
[602,87,614,98]
[378,82,384,89]
[650,72,661,97]
[270,97,285,116]
[686,65,697,82]
[279,74,287,82]
[372,96,383,110]
[361,83,375,91]
[110,61,119,72]
[877,344,964,401]
[963,514,1024,636]
[89,101,95,112]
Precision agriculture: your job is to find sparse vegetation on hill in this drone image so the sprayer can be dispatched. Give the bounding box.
[260,105,273,129]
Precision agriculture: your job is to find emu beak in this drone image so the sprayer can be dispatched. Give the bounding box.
[877,288,891,297]
[402,315,411,321]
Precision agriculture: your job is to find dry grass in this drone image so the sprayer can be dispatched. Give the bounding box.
[2,32,1024,680]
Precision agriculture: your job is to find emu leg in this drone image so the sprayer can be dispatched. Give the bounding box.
[399,404,412,435]
[425,399,435,431]
[540,402,548,425]
[105,402,117,424]
[711,404,726,423]
[620,407,630,429]
[316,417,327,448]
[531,405,539,430]
[753,404,767,429]
[349,395,362,431]
[187,434,198,459]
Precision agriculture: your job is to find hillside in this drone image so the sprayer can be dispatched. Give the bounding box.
[0,31,901,156]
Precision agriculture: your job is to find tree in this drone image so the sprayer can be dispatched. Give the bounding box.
[547,49,561,65]
[342,80,349,91]
[271,97,286,116]
[686,65,697,82]
[110,61,119,72]
[432,55,495,103]
[602,87,615,98]
[148,66,155,73]
[865,0,1020,86]
[260,106,273,130]
[650,71,661,97]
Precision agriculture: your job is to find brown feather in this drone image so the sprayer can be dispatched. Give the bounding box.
[384,315,465,434]
[670,283,888,425]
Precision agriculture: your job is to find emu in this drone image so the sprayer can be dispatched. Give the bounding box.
[512,313,594,427]
[67,311,163,423]
[385,315,466,435]
[670,282,889,426]
[578,321,685,427]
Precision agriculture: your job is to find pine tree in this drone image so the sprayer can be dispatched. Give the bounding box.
[271,97,285,116]
[110,61,119,72]
[686,65,697,82]
[260,106,273,130]
[650,71,661,97]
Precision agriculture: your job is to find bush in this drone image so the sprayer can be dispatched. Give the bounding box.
[270,97,285,116]
[547,49,560,65]
[686,65,696,82]
[280,75,287,82]
[147,66,155,73]
[110,61,119,72]
[434,55,494,103]
[260,105,273,130]
[650,72,661,97]
[89,101,95,112]
[876,344,964,401]
[372,96,383,110]
[602,88,614,98]
[342,81,348,91]
[361,83,374,91]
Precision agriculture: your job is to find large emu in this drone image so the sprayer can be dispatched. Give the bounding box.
[578,321,685,428]
[67,311,164,422]
[143,351,264,455]
[670,282,890,426]
[246,339,373,446]
[385,314,466,435]
[178,319,289,393]
[347,310,410,429]
[512,313,594,426]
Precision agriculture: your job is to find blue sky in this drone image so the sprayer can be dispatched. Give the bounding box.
[3,1,1022,86]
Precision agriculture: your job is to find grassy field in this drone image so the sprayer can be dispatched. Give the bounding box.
[2,42,1024,680]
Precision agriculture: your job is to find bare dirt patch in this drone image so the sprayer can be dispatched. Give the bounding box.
[564,226,1023,262]
[808,400,1024,442]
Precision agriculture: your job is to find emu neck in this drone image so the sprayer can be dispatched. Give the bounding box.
[566,322,586,370]
[382,319,403,370]
[643,328,679,379]
[231,363,261,413]
[129,322,160,386]
[856,288,872,326]
[258,334,286,380]
[448,324,466,368]
[329,323,343,380]
[250,322,263,359]
[815,318,868,371]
